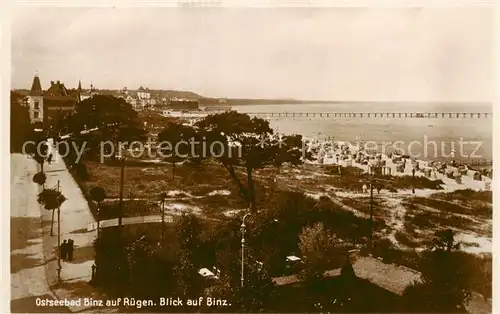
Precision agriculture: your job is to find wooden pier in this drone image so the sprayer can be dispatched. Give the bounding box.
[247,112,491,119]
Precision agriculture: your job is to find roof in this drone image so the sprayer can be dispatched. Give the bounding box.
[198,268,215,277]
[272,256,422,296]
[286,256,301,262]
[273,274,300,286]
[30,75,43,96]
[352,256,422,296]
[44,96,77,107]
[45,81,69,97]
[138,86,145,92]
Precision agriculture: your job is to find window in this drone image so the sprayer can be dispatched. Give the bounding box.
[34,100,40,110]
[34,111,39,119]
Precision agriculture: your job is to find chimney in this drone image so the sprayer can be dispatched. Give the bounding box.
[50,81,54,85]
[57,80,60,84]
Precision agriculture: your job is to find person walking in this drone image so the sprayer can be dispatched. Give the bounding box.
[67,239,74,261]
[61,240,68,261]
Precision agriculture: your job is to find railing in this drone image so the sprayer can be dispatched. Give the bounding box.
[87,214,174,231]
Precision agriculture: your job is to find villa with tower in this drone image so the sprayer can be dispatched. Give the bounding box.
[25,73,96,126]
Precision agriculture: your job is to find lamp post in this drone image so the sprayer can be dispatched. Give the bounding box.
[117,156,126,228]
[369,177,374,251]
[56,179,62,282]
[241,213,251,288]
[96,206,100,239]
[115,155,126,297]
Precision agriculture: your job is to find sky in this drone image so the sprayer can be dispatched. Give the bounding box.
[11,7,492,101]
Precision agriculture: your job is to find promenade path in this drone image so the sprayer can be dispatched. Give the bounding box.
[43,139,113,312]
[10,139,115,313]
[10,153,70,313]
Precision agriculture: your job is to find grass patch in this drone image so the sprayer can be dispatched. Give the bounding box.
[403,201,487,236]
[394,231,420,248]
[193,194,246,211]
[368,238,421,270]
[340,196,387,217]
[433,189,492,204]
[84,160,234,199]
[410,196,491,219]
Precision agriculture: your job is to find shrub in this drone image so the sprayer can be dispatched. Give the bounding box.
[32,172,47,186]
[37,188,67,236]
[74,163,89,180]
[299,222,344,281]
[90,186,107,203]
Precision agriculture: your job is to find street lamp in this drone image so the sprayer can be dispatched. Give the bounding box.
[117,155,126,228]
[96,207,100,239]
[240,213,251,288]
[240,213,278,287]
[115,155,126,297]
[366,165,377,252]
[159,193,167,245]
[56,180,62,283]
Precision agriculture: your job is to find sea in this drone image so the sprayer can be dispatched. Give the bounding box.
[233,103,493,163]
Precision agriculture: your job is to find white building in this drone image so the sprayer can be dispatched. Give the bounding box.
[137,86,151,100]
[125,86,155,111]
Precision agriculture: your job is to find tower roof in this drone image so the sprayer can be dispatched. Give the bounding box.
[78,80,82,91]
[30,75,43,96]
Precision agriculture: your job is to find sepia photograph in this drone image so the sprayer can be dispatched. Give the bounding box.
[9,4,493,313]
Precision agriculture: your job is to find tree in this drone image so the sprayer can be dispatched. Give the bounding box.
[299,222,342,282]
[10,91,34,153]
[32,172,47,186]
[177,214,202,253]
[33,142,48,173]
[33,154,45,172]
[237,255,276,312]
[174,249,203,298]
[126,236,174,298]
[90,186,106,204]
[157,122,197,179]
[429,228,461,252]
[402,229,472,312]
[37,188,67,236]
[205,251,275,313]
[90,186,107,220]
[196,111,310,211]
[64,95,146,156]
[174,214,204,297]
